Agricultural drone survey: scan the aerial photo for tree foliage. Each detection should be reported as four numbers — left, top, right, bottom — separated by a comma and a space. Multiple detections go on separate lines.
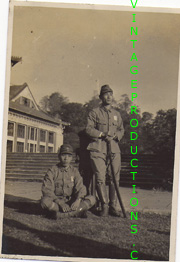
61, 102, 87, 132
142, 109, 176, 155
83, 95, 101, 115
39, 92, 69, 117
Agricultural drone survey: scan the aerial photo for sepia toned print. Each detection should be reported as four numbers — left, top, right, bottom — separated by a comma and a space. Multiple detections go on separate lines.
0, 1, 180, 262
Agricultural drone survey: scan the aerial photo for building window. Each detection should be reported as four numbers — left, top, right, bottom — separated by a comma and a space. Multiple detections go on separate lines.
28, 127, 37, 141
28, 127, 30, 139
17, 124, 25, 138
48, 146, 53, 153
49, 132, 54, 144
8, 122, 14, 136
23, 97, 30, 107
30, 144, 34, 152
40, 145, 45, 153
40, 130, 46, 142
7, 140, 13, 153
17, 142, 24, 152
16, 96, 35, 109
30, 128, 35, 140
35, 129, 37, 140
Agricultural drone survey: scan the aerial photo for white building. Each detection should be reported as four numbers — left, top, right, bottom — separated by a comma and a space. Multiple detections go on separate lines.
7, 83, 64, 153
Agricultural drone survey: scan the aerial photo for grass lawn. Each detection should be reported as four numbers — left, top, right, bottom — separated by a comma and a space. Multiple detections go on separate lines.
2, 194, 171, 261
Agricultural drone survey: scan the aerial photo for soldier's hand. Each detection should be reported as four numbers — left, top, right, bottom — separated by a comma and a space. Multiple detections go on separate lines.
105, 136, 113, 142
113, 135, 119, 142
60, 203, 71, 213
100, 132, 108, 139
71, 199, 81, 210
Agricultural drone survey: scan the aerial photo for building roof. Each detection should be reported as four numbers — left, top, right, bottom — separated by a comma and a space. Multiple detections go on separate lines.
11, 56, 22, 67
9, 83, 69, 126
9, 83, 27, 101
9, 101, 61, 125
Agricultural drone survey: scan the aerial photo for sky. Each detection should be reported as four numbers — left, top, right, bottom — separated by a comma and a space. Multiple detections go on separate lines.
10, 5, 180, 116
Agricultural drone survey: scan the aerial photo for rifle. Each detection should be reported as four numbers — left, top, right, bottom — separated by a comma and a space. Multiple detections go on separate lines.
107, 140, 127, 218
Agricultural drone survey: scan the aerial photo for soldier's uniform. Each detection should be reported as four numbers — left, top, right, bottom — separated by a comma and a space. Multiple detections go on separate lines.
86, 85, 124, 216
41, 145, 95, 218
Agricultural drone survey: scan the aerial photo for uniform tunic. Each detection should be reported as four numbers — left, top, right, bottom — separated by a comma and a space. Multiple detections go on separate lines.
86, 105, 124, 184
41, 164, 87, 208
86, 105, 124, 153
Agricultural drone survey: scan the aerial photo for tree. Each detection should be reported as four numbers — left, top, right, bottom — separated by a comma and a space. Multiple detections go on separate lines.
84, 95, 101, 115
144, 109, 176, 155
61, 102, 87, 132
39, 92, 69, 117
113, 94, 142, 153
142, 108, 177, 181
142, 112, 153, 124
117, 94, 140, 114
60, 103, 87, 149
39, 95, 49, 112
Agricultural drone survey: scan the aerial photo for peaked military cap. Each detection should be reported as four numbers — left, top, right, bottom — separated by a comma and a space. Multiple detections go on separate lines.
99, 85, 113, 98
59, 144, 73, 155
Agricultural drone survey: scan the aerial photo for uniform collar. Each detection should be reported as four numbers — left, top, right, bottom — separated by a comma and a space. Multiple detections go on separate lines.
58, 163, 71, 172
101, 104, 112, 112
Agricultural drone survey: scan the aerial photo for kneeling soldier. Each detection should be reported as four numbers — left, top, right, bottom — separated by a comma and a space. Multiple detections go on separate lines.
41, 144, 96, 219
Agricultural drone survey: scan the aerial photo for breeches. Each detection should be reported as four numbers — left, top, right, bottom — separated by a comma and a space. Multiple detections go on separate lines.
90, 151, 121, 184
41, 195, 96, 212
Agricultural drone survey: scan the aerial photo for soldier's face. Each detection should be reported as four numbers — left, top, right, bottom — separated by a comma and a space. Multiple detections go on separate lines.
101, 92, 113, 105
59, 153, 73, 167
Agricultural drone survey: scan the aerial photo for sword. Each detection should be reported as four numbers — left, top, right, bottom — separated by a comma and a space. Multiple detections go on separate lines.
107, 140, 127, 218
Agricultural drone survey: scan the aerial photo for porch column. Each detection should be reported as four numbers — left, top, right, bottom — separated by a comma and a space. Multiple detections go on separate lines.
14, 122, 18, 152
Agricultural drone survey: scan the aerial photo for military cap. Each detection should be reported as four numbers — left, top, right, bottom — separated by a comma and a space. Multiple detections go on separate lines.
99, 85, 113, 98
59, 144, 73, 155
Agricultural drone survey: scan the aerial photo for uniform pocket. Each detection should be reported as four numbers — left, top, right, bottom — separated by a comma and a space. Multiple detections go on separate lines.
97, 120, 107, 130
55, 181, 63, 188
55, 186, 63, 196
112, 121, 118, 126
67, 181, 74, 188
97, 121, 106, 126
65, 182, 74, 196
55, 181, 63, 196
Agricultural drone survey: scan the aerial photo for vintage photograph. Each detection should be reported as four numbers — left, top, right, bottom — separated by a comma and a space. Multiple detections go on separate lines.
1, 1, 180, 261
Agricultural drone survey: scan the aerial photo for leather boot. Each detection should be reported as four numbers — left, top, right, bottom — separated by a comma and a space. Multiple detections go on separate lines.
96, 183, 109, 217
55, 197, 96, 219
54, 201, 88, 219
54, 206, 87, 219
109, 182, 121, 217
72, 201, 89, 218
67, 199, 93, 218
42, 201, 60, 219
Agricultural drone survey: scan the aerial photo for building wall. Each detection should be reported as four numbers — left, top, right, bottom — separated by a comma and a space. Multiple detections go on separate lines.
7, 111, 63, 153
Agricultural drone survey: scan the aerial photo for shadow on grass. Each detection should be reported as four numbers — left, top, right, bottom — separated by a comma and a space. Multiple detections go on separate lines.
3, 194, 169, 261
2, 235, 56, 257
148, 229, 170, 235
3, 194, 102, 217
2, 217, 167, 261
4, 194, 42, 215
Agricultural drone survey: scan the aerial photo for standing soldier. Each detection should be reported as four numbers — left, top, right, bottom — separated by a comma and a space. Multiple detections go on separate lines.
86, 85, 124, 217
